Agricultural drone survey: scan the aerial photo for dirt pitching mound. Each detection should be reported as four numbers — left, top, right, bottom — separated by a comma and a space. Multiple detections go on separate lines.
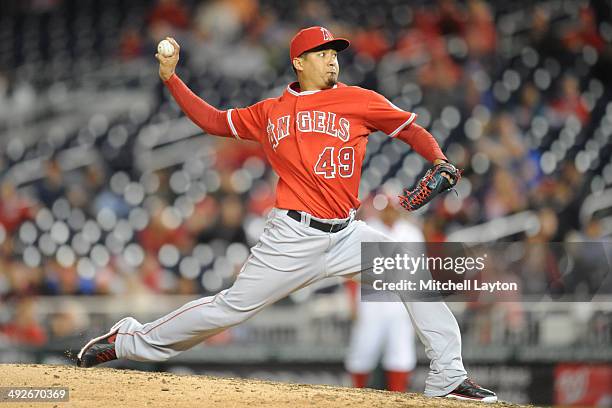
0, 364, 532, 408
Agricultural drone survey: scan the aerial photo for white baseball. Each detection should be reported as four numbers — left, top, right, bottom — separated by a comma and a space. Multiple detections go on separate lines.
157, 40, 175, 57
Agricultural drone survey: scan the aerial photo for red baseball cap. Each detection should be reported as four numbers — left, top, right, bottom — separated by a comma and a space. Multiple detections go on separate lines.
289, 26, 350, 61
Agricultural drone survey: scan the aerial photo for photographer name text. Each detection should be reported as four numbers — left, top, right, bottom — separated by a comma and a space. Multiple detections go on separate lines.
373, 279, 518, 293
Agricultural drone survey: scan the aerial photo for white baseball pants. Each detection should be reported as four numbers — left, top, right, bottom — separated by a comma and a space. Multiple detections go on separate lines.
113, 208, 467, 396
345, 300, 417, 373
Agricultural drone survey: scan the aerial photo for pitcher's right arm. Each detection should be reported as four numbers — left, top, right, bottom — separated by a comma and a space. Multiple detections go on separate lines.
156, 37, 231, 138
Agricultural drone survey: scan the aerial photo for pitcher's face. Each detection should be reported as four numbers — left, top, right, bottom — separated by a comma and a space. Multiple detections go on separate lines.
295, 48, 339, 89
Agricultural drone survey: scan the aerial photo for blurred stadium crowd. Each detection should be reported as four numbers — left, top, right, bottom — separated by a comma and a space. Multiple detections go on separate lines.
1, 0, 612, 346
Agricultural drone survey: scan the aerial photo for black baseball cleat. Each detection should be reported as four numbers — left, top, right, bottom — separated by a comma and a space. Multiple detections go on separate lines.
444, 378, 498, 403
77, 329, 118, 368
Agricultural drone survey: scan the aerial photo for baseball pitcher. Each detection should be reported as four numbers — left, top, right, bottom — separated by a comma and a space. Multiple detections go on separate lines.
77, 27, 496, 403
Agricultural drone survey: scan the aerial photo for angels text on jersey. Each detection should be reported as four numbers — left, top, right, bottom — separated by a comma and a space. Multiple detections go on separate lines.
266, 111, 351, 150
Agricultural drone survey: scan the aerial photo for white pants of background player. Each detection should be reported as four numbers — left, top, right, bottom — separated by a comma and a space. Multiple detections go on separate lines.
112, 208, 467, 396
345, 301, 416, 374
344, 218, 419, 380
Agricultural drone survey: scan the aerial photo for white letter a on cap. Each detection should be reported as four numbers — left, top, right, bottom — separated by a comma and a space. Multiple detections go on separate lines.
320, 27, 333, 40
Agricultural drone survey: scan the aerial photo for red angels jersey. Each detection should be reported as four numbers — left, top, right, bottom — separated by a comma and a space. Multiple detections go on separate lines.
226, 82, 417, 219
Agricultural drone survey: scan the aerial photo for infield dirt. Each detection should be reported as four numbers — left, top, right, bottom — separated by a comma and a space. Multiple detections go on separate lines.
0, 364, 535, 408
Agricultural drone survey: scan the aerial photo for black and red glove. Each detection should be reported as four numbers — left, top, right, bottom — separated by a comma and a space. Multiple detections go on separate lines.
398, 162, 461, 211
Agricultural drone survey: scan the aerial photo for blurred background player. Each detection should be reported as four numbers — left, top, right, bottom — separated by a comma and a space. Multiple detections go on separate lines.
345, 193, 420, 392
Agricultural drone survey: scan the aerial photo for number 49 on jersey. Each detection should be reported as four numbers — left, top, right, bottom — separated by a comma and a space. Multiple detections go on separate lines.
314, 146, 355, 179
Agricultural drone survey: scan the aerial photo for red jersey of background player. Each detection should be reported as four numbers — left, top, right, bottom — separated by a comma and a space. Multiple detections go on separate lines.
166, 74, 446, 219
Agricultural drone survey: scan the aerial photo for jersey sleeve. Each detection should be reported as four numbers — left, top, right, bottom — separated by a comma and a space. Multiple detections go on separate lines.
364, 91, 417, 137
226, 99, 269, 143
164, 74, 232, 138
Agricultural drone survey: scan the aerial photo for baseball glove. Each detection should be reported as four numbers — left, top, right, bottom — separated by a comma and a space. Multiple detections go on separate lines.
399, 162, 461, 211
